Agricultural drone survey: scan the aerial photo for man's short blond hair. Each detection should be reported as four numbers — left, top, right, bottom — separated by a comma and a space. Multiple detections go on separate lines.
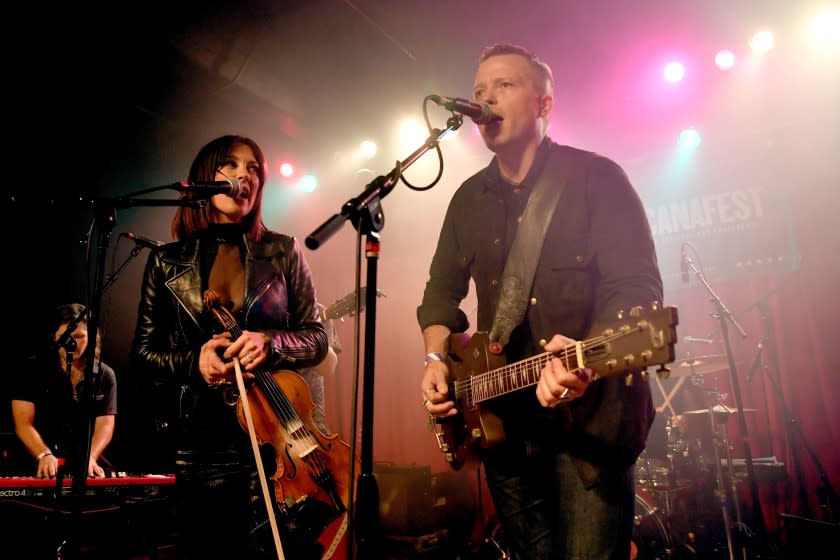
479, 43, 554, 96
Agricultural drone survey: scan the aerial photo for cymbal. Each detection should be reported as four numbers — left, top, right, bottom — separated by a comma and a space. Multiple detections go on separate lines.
682, 405, 758, 415
672, 355, 736, 376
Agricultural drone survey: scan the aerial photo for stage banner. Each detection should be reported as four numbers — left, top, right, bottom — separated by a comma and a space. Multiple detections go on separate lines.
644, 185, 800, 291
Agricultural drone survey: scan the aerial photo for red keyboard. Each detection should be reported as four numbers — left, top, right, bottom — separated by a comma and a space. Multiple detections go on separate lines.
0, 474, 175, 498
0, 474, 175, 487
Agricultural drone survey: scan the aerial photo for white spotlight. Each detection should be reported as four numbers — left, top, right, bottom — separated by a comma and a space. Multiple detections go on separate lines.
749, 31, 775, 53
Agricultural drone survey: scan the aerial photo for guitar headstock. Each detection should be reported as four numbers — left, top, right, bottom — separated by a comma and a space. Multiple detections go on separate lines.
321, 287, 386, 321
583, 304, 679, 383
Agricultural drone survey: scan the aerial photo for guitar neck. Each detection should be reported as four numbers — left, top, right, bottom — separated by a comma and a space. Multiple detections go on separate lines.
465, 314, 667, 403
468, 347, 584, 403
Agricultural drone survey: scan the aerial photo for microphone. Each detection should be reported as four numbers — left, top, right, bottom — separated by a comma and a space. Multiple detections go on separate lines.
52, 307, 87, 353
684, 336, 714, 344
680, 246, 689, 284
175, 177, 243, 198
430, 95, 495, 125
746, 338, 765, 383
121, 232, 164, 249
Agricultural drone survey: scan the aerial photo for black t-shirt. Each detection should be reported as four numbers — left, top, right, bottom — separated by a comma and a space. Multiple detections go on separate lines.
9, 355, 117, 459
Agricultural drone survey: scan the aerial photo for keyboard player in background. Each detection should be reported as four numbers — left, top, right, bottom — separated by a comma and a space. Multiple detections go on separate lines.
9, 303, 117, 478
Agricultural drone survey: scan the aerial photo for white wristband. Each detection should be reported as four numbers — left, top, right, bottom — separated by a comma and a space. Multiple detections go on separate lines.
424, 352, 444, 366
36, 450, 53, 461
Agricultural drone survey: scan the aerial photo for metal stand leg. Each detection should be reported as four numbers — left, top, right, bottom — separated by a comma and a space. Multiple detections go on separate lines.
706, 401, 736, 560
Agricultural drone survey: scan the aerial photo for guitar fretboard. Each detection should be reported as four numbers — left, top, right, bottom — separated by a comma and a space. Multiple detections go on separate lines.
465, 346, 585, 404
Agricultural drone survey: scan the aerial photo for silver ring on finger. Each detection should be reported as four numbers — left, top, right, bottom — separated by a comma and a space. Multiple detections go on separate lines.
560, 387, 572, 400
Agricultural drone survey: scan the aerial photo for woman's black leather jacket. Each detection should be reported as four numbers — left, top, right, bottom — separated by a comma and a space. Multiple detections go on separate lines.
131, 231, 327, 386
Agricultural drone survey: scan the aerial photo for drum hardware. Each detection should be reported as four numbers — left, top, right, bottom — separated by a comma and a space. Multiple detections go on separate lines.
693, 387, 756, 560
632, 487, 673, 560
635, 414, 708, 559
671, 355, 741, 377
682, 405, 758, 417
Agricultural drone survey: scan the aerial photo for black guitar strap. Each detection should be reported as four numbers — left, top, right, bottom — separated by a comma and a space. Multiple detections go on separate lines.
489, 148, 587, 348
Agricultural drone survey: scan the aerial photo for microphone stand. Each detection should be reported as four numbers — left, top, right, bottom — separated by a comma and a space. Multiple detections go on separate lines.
49, 343, 76, 555
51, 240, 153, 356
684, 254, 768, 558
306, 116, 463, 560
44, 187, 203, 559
753, 302, 838, 523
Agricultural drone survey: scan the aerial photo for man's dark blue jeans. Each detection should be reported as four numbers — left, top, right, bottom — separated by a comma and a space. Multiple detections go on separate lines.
482, 438, 635, 559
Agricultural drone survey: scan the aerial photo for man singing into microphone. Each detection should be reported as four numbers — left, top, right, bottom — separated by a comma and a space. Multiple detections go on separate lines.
417, 44, 662, 559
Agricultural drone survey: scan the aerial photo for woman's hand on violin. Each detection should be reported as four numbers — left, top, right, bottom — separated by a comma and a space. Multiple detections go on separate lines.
200, 331, 268, 386
199, 333, 232, 386
224, 330, 268, 373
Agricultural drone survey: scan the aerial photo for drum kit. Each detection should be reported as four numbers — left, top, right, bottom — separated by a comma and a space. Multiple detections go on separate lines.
631, 353, 774, 560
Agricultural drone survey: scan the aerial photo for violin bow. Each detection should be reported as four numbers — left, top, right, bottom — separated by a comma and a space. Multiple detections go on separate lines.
233, 355, 286, 560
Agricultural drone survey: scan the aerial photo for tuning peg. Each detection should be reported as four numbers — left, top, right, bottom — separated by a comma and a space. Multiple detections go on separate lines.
625, 373, 634, 386
629, 306, 643, 318
640, 369, 650, 382
616, 309, 625, 319
656, 365, 671, 380
651, 300, 660, 311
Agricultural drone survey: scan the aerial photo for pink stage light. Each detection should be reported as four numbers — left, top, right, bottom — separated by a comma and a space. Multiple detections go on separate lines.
663, 61, 686, 82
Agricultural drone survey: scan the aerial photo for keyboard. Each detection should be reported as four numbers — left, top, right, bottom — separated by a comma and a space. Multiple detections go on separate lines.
0, 474, 175, 499
0, 474, 178, 556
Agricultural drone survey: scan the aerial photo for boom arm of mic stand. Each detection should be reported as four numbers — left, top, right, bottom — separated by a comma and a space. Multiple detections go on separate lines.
306, 175, 391, 250
306, 121, 461, 250
52, 225, 157, 353
686, 255, 748, 338
114, 198, 207, 208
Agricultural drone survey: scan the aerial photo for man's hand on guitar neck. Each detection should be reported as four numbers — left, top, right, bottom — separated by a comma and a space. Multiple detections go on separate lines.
536, 335, 594, 408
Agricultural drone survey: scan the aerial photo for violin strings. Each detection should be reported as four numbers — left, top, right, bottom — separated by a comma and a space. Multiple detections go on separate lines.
221, 313, 331, 478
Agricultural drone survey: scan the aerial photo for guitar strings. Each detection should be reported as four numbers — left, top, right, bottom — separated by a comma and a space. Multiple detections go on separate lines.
458, 329, 639, 405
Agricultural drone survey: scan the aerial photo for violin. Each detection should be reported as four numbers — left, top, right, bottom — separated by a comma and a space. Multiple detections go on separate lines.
204, 289, 358, 559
